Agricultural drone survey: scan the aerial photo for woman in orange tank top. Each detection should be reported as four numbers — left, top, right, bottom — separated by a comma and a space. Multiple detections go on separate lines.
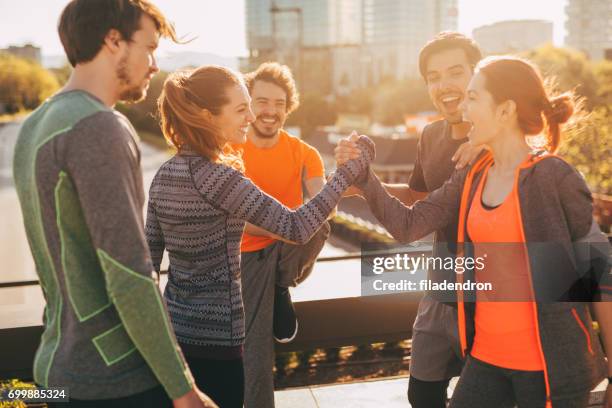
448, 56, 612, 408
346, 55, 611, 408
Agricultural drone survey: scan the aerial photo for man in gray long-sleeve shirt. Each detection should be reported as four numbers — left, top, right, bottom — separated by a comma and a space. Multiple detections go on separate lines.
13, 1, 214, 407
336, 32, 485, 408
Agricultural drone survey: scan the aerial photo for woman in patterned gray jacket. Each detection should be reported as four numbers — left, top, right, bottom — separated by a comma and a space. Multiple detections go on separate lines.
145, 65, 374, 408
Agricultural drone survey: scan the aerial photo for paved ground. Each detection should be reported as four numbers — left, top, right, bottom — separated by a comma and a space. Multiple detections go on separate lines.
275, 377, 608, 408
275, 377, 413, 408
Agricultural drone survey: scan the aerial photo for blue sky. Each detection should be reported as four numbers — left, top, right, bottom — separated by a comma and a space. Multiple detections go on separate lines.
0, 0, 568, 57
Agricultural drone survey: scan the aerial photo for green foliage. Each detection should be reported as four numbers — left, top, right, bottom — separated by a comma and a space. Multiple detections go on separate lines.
335, 87, 373, 115
369, 78, 432, 125
524, 45, 600, 108
332, 78, 432, 126
559, 105, 612, 195
288, 77, 432, 133
0, 379, 35, 408
0, 53, 60, 114
286, 91, 337, 137
524, 46, 611, 194
594, 60, 612, 106
49, 64, 73, 86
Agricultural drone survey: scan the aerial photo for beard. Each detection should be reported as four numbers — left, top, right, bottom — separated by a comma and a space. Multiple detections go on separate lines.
116, 53, 148, 104
435, 104, 465, 126
251, 115, 282, 139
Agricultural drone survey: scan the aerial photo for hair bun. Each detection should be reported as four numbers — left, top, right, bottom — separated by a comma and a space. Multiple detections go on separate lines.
545, 95, 573, 125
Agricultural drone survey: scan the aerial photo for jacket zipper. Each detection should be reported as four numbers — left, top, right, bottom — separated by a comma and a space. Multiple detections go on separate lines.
571, 307, 594, 355
513, 162, 553, 408
455, 155, 492, 357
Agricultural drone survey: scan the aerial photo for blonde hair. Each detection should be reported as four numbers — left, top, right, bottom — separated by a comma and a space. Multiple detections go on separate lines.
158, 65, 245, 171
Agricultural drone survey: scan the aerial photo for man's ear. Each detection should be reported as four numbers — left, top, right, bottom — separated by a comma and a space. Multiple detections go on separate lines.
103, 29, 125, 55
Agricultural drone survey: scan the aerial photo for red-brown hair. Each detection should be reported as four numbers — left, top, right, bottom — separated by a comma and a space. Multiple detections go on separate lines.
158, 65, 245, 171
476, 56, 574, 153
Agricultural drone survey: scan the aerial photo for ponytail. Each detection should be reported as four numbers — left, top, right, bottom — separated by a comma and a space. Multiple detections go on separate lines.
478, 56, 577, 154
157, 66, 245, 172
543, 94, 574, 153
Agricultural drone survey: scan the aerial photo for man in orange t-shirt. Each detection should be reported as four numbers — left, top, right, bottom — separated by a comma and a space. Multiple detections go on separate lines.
238, 62, 332, 408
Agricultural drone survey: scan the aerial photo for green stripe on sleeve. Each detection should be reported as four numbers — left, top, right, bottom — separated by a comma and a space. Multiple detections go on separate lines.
96, 249, 194, 399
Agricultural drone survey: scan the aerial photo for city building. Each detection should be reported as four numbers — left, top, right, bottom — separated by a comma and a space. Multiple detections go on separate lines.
245, 0, 362, 93
0, 44, 42, 64
246, 0, 361, 57
473, 20, 553, 55
245, 0, 458, 94
362, 0, 458, 83
565, 0, 612, 60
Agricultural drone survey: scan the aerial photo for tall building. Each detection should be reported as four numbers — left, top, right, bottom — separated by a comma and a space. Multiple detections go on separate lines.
362, 0, 458, 83
473, 20, 553, 55
246, 0, 361, 57
245, 0, 458, 94
245, 0, 362, 95
565, 0, 612, 60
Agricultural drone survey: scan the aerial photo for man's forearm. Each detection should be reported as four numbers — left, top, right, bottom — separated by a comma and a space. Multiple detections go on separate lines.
97, 250, 194, 399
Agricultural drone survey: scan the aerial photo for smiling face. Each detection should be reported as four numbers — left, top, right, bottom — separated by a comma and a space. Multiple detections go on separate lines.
213, 83, 256, 145
460, 71, 503, 145
249, 80, 288, 139
425, 48, 473, 125
116, 15, 160, 103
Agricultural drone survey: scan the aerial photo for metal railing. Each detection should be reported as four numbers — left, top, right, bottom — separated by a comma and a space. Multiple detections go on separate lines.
0, 245, 433, 289
0, 246, 430, 380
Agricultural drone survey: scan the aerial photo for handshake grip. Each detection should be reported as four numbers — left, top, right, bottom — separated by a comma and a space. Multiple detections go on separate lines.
336, 135, 376, 184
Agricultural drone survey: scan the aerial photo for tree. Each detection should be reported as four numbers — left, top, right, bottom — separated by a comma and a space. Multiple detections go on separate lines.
371, 78, 433, 125
559, 105, 612, 195
519, 47, 612, 194
594, 60, 612, 107
50, 64, 73, 86
524, 45, 600, 108
286, 91, 337, 137
335, 86, 374, 116
0, 53, 59, 113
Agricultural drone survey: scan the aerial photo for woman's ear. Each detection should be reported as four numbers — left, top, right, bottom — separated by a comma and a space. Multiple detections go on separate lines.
498, 99, 517, 123
202, 108, 214, 122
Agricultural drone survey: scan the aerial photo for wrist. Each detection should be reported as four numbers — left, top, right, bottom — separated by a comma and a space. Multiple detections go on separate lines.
353, 166, 371, 190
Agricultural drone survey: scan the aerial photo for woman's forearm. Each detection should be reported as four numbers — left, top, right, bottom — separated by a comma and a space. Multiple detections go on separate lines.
244, 222, 298, 244
358, 169, 463, 244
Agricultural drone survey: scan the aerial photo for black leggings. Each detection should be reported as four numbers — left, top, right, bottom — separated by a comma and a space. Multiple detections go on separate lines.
407, 376, 451, 408
449, 356, 590, 408
185, 355, 245, 408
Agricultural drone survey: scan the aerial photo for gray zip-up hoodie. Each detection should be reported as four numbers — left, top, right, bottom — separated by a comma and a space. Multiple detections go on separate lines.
358, 151, 610, 403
